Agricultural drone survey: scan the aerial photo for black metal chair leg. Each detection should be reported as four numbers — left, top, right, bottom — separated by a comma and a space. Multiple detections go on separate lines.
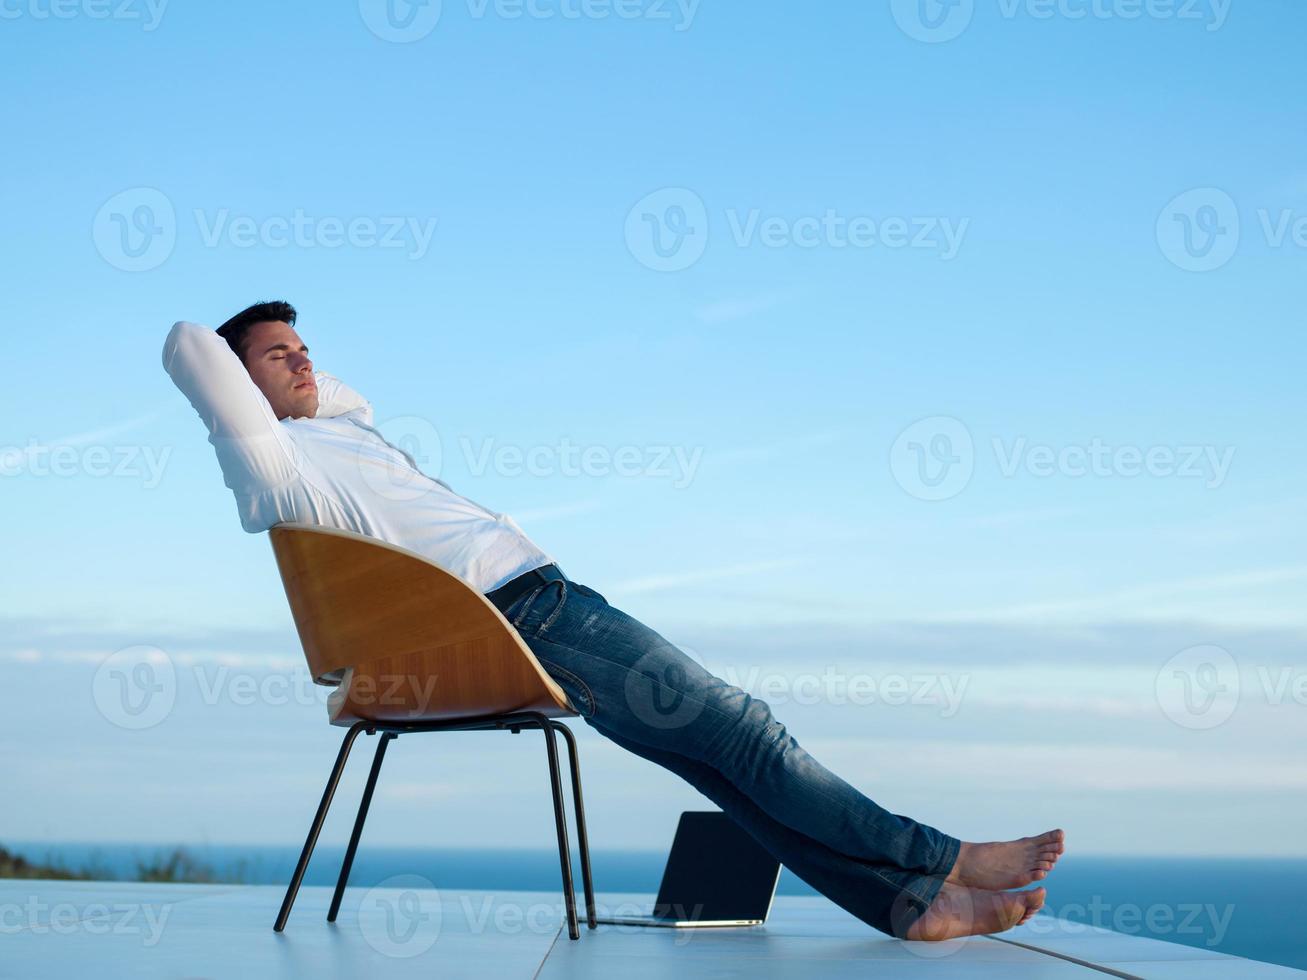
276, 712, 594, 940
527, 713, 579, 940
328, 732, 395, 922
551, 722, 597, 930
274, 720, 370, 932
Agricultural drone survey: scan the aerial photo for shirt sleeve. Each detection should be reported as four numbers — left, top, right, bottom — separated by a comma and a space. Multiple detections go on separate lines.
314, 371, 374, 424
161, 320, 301, 495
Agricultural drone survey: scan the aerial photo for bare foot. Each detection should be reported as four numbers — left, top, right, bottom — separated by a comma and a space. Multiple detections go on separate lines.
906, 881, 1046, 941
946, 829, 1065, 891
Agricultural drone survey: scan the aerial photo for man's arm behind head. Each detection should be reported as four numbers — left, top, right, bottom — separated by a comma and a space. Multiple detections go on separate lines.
314, 372, 373, 424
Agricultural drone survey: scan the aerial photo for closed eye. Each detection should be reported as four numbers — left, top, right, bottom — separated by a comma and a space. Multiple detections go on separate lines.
263, 344, 308, 360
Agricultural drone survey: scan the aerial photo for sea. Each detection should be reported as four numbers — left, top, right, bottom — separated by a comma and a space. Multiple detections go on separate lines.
7, 843, 1304, 971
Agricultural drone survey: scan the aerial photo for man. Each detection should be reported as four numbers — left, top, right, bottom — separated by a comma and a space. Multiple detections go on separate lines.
163, 300, 1064, 940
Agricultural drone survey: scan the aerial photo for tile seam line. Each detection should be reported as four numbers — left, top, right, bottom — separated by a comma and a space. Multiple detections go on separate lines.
533, 923, 563, 979
987, 935, 1146, 979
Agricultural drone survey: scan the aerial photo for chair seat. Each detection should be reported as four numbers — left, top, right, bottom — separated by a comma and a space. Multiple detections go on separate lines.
326, 660, 580, 726
269, 523, 576, 725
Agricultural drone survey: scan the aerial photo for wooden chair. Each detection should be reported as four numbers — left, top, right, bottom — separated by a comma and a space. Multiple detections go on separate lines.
267, 523, 596, 940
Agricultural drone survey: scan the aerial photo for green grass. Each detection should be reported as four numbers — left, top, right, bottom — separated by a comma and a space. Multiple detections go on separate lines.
0, 844, 249, 884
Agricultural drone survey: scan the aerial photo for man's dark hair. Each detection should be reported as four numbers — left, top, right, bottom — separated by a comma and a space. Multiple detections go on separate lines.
216, 300, 297, 362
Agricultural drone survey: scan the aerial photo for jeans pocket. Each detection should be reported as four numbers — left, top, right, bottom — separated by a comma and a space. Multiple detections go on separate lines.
541, 661, 597, 719
510, 579, 569, 638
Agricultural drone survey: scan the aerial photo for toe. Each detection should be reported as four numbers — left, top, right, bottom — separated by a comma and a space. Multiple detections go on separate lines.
1007, 889, 1045, 930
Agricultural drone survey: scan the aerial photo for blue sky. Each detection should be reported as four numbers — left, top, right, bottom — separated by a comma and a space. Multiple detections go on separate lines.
2, 1, 1305, 858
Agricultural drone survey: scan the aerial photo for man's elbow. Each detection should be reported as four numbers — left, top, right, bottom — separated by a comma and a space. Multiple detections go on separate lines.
162, 320, 205, 373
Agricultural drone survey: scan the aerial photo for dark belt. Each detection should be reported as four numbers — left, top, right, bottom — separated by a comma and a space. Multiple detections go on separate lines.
485, 563, 567, 615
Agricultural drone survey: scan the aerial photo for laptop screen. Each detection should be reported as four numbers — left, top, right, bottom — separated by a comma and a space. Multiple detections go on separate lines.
652, 811, 782, 922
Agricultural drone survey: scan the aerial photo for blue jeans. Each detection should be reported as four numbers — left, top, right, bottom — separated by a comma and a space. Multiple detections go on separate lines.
490, 567, 960, 937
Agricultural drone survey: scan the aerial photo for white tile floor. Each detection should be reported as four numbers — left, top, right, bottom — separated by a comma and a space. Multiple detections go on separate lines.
0, 880, 1300, 980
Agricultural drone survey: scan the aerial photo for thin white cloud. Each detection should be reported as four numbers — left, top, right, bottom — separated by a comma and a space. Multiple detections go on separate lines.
694, 291, 790, 325
805, 737, 1307, 792
712, 430, 846, 466
510, 498, 604, 523
614, 558, 806, 595
0, 648, 304, 670
15, 406, 171, 459
1153, 494, 1307, 547
925, 565, 1307, 626
964, 505, 1081, 529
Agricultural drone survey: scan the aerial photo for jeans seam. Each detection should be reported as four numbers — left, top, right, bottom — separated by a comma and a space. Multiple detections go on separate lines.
933, 833, 962, 880
870, 866, 935, 909
537, 580, 569, 635
887, 870, 947, 937
510, 584, 548, 630
542, 662, 596, 717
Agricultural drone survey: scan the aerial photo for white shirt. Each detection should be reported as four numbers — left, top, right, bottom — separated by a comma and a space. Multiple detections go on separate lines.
162, 321, 554, 593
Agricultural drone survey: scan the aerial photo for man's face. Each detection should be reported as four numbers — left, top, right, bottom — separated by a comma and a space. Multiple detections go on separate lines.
241, 320, 319, 420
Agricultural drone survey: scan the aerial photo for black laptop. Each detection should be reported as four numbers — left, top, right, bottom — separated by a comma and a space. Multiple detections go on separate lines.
596, 811, 783, 928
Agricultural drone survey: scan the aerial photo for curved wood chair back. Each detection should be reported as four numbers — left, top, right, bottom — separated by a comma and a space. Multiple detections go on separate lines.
268, 523, 575, 726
